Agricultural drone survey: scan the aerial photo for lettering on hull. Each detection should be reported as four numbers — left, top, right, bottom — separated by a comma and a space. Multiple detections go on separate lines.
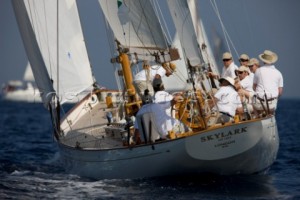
201, 127, 248, 148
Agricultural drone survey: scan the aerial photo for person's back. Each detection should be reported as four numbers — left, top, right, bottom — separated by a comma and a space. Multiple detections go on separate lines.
253, 50, 283, 113
214, 85, 241, 117
135, 103, 171, 137
254, 65, 283, 99
154, 90, 173, 114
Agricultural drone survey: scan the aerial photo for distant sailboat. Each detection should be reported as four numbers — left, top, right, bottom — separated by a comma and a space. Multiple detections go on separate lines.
1, 62, 42, 102
12, 0, 279, 179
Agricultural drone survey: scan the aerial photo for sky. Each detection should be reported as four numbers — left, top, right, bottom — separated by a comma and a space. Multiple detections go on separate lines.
1, 0, 300, 99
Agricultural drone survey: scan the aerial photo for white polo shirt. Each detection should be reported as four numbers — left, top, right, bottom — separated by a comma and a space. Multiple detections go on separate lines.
134, 103, 176, 136
134, 65, 166, 81
153, 90, 173, 116
253, 65, 283, 99
240, 75, 254, 94
214, 85, 242, 117
221, 62, 238, 79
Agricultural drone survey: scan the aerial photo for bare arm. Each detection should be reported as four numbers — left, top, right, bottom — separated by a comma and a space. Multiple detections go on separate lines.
253, 83, 257, 91
278, 87, 283, 97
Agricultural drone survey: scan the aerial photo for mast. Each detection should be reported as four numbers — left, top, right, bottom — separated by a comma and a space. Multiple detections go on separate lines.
111, 41, 141, 116
99, 0, 180, 116
56, 0, 61, 135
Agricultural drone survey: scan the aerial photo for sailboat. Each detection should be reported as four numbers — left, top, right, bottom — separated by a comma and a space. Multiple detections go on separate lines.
1, 62, 42, 102
12, 0, 279, 179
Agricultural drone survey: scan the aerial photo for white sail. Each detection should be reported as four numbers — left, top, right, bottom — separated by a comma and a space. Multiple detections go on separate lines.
187, 0, 219, 75
166, 0, 203, 67
166, 0, 220, 91
13, 0, 94, 104
162, 34, 191, 91
12, 0, 55, 106
99, 0, 169, 60
23, 62, 35, 82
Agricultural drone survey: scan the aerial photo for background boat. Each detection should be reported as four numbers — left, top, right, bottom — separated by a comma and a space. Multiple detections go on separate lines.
1, 62, 42, 103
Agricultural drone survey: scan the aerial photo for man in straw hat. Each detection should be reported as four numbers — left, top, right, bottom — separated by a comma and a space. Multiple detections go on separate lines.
235, 66, 254, 99
209, 52, 238, 80
247, 58, 260, 74
235, 66, 255, 119
208, 76, 243, 125
253, 50, 283, 114
239, 53, 250, 66
133, 61, 174, 99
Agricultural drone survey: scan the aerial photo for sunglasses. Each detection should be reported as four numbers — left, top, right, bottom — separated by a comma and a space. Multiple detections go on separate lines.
223, 59, 231, 62
239, 59, 249, 62
238, 71, 244, 74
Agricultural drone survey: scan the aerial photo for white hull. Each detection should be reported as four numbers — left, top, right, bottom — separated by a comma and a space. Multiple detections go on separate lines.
2, 88, 42, 103
58, 96, 279, 179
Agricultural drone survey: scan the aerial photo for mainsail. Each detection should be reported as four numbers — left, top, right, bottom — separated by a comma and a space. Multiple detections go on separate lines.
12, 0, 94, 105
187, 0, 219, 75
166, 0, 219, 91
99, 0, 170, 61
166, 0, 204, 67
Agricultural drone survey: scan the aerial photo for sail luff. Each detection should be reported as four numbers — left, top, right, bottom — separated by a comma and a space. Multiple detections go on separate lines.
12, 0, 55, 107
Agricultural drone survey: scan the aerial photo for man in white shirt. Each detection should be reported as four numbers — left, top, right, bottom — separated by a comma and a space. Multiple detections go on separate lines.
133, 100, 187, 144
239, 54, 255, 82
247, 58, 260, 74
235, 65, 255, 117
208, 52, 238, 80
209, 77, 243, 124
239, 53, 250, 66
253, 50, 283, 114
133, 61, 173, 99
235, 65, 254, 99
247, 58, 260, 84
221, 52, 239, 79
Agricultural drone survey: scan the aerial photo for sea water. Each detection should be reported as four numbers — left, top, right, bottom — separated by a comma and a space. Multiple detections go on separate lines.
0, 99, 299, 200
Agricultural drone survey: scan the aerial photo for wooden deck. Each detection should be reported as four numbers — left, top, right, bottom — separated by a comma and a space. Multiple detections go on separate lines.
60, 101, 127, 149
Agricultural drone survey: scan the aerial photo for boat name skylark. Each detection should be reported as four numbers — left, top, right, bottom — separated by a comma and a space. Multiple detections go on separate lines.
201, 127, 248, 142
